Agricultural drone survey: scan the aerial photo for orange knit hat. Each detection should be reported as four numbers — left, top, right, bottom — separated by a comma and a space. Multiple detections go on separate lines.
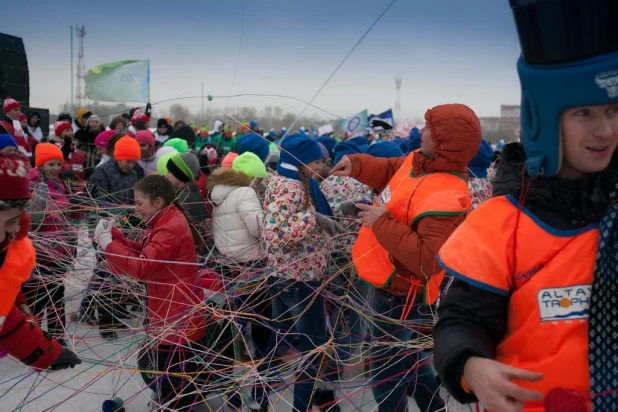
35, 143, 63, 168
114, 136, 141, 161
221, 152, 238, 168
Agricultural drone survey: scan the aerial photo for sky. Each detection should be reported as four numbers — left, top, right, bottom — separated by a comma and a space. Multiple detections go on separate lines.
5, 0, 522, 122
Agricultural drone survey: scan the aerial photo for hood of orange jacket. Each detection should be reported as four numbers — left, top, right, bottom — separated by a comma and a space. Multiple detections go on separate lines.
412, 103, 482, 176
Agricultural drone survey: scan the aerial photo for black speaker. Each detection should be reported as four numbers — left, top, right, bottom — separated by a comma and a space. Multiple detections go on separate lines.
0, 33, 30, 108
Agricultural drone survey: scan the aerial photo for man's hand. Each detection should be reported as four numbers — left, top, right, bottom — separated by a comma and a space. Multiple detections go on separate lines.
330, 156, 352, 177
463, 356, 544, 412
356, 197, 388, 228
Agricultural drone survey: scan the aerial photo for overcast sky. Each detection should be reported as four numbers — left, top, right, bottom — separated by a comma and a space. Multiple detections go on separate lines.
5, 0, 521, 122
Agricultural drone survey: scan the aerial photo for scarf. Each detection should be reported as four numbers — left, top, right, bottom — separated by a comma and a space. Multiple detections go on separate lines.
589, 199, 618, 409
277, 162, 333, 216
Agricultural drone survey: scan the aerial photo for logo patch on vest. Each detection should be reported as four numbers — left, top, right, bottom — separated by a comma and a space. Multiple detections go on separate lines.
538, 285, 591, 322
381, 186, 392, 203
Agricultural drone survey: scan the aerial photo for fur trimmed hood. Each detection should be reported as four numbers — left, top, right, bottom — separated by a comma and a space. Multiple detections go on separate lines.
207, 167, 253, 189
207, 167, 255, 206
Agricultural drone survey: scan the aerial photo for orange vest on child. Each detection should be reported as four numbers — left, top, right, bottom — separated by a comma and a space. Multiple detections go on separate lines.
438, 195, 596, 411
0, 238, 36, 332
352, 152, 471, 304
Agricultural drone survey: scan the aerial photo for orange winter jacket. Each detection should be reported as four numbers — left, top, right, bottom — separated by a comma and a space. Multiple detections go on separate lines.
348, 103, 482, 296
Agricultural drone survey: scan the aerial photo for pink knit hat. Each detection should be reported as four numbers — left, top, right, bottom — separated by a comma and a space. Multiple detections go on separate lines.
95, 130, 115, 148
221, 152, 238, 168
135, 130, 155, 148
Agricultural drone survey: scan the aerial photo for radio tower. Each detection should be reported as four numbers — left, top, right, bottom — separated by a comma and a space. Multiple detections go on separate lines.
395, 76, 402, 122
75, 25, 87, 109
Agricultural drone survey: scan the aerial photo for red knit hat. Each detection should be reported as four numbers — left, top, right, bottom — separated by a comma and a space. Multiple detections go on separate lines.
54, 121, 72, 138
131, 108, 150, 125
114, 136, 141, 161
18, 114, 27, 121
35, 143, 64, 168
0, 152, 31, 204
135, 130, 155, 148
3, 97, 21, 114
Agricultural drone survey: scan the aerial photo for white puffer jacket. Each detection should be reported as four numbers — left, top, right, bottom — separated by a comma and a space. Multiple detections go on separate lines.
208, 168, 263, 262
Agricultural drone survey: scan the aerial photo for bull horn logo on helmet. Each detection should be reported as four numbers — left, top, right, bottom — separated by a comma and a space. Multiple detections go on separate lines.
595, 71, 618, 98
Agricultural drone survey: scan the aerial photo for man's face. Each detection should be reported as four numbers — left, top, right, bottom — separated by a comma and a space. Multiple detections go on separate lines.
420, 127, 435, 157
7, 108, 20, 120
19, 119, 27, 129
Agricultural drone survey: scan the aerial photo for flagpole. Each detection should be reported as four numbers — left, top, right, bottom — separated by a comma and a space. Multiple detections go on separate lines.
70, 26, 74, 115
147, 60, 151, 103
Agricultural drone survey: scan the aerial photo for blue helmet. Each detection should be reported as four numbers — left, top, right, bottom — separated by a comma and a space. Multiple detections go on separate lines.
511, 0, 618, 176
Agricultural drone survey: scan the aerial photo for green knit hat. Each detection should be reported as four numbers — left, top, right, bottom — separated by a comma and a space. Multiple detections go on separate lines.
163, 138, 189, 153
167, 152, 200, 183
232, 152, 267, 178
157, 151, 177, 175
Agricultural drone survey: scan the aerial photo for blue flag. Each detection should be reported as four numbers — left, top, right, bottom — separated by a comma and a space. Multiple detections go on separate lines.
368, 109, 394, 127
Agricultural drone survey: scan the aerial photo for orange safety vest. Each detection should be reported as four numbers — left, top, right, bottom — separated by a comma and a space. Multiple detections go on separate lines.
352, 153, 471, 304
438, 195, 596, 411
0, 238, 36, 332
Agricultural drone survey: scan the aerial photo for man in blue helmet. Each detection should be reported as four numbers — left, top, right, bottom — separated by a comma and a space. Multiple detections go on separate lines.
434, 0, 618, 411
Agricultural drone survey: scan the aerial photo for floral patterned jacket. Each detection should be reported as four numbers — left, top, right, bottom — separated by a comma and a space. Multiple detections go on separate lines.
320, 175, 373, 254
261, 174, 329, 281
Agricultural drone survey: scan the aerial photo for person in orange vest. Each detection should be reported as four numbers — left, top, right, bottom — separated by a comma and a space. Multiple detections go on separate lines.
433, 1, 618, 411
331, 103, 482, 412
0, 152, 81, 371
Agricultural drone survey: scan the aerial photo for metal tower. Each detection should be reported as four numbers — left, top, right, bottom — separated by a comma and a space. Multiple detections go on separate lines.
75, 25, 86, 109
395, 76, 402, 122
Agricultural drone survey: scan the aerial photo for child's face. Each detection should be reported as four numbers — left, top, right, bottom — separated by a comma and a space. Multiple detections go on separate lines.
0, 208, 22, 244
300, 159, 325, 177
1, 146, 18, 154
559, 104, 618, 178
134, 191, 161, 222
139, 141, 154, 158
118, 160, 137, 173
96, 146, 107, 156
165, 171, 184, 190
41, 159, 62, 180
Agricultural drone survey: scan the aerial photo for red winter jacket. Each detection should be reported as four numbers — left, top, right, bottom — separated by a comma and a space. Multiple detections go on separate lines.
0, 239, 62, 370
104, 205, 206, 344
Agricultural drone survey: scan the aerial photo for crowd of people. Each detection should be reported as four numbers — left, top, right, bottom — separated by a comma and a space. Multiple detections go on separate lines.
1, 1, 618, 411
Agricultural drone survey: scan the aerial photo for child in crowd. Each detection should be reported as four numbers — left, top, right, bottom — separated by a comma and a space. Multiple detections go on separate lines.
0, 151, 82, 372
24, 143, 81, 345
259, 134, 345, 412
85, 136, 141, 337
94, 130, 116, 169
94, 175, 206, 411
136, 130, 158, 175
164, 152, 207, 226
208, 152, 264, 263
320, 140, 374, 369
88, 136, 141, 204
197, 144, 219, 199
236, 132, 273, 200
467, 138, 495, 209
0, 133, 18, 153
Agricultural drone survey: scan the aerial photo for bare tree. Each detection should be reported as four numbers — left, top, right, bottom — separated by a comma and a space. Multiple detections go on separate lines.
169, 104, 192, 123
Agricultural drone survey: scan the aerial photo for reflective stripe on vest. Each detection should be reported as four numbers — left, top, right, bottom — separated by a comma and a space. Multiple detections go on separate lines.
0, 238, 36, 332
438, 195, 597, 410
352, 153, 470, 303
